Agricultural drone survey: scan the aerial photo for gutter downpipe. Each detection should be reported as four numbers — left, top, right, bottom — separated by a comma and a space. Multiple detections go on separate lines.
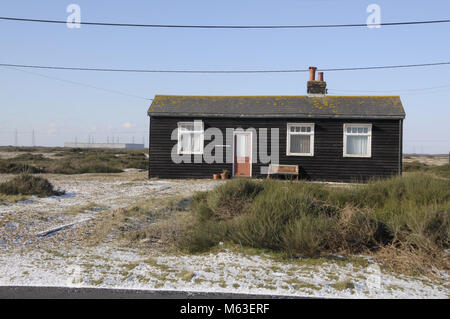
148, 114, 151, 179
399, 119, 403, 176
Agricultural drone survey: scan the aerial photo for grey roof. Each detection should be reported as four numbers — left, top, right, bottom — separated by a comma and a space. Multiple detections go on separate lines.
147, 95, 405, 119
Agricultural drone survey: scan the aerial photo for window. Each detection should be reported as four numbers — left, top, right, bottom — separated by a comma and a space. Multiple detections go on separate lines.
286, 123, 314, 156
177, 121, 204, 154
343, 124, 372, 157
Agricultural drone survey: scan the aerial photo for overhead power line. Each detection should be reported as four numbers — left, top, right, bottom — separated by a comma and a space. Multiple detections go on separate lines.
1, 16, 450, 29
1, 61, 450, 74
329, 84, 450, 93
2, 66, 153, 101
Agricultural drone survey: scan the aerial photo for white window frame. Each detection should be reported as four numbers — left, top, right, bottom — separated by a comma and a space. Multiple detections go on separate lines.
177, 120, 204, 155
343, 123, 372, 158
286, 123, 315, 156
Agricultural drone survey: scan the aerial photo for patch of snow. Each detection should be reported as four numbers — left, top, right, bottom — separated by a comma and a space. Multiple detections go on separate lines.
0, 246, 447, 298
0, 173, 220, 249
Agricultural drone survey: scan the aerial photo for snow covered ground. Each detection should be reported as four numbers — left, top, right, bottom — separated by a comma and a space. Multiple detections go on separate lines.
0, 171, 218, 249
1, 245, 447, 298
0, 171, 448, 298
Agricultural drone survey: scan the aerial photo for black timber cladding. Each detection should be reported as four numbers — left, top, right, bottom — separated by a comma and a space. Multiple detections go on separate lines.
149, 116, 403, 182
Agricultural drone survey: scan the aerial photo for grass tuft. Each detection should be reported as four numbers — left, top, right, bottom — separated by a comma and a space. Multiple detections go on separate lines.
178, 173, 450, 277
403, 162, 450, 178
331, 279, 355, 291
0, 173, 64, 197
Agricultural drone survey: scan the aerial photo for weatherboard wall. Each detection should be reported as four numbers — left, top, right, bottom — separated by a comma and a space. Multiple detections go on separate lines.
148, 116, 402, 182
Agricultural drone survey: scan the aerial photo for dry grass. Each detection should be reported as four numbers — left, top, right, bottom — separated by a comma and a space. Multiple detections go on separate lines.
375, 244, 450, 278
125, 214, 194, 249
61, 203, 107, 216
0, 193, 29, 205
79, 195, 194, 249
403, 154, 449, 166
0, 147, 148, 174
178, 174, 449, 278
178, 270, 195, 282
403, 162, 450, 178
0, 173, 64, 197
80, 207, 134, 246
331, 279, 355, 291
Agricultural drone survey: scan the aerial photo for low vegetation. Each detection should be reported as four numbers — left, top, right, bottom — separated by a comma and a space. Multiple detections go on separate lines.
403, 161, 450, 178
0, 173, 65, 197
0, 160, 44, 174
0, 193, 29, 205
80, 196, 191, 248
0, 147, 147, 174
178, 174, 449, 277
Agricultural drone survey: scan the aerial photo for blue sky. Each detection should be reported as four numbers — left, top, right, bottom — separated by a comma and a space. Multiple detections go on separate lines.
0, 0, 449, 153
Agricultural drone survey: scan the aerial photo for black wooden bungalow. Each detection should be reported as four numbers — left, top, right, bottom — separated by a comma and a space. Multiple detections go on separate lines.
147, 68, 405, 182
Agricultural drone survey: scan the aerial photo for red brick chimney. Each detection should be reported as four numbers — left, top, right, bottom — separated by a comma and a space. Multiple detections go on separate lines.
307, 67, 327, 95
318, 72, 324, 82
309, 66, 317, 81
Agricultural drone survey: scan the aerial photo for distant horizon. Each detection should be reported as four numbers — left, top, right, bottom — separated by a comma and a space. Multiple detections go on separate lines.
0, 145, 448, 156
1, 0, 449, 153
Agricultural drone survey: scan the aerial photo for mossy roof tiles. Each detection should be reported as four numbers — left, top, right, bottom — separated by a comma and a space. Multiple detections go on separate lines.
147, 95, 405, 119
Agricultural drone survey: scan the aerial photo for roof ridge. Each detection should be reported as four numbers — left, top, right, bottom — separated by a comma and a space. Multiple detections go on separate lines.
154, 94, 401, 98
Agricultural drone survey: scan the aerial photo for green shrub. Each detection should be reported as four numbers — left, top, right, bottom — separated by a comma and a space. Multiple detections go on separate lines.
424, 210, 449, 248
0, 174, 64, 197
403, 161, 450, 178
179, 173, 449, 275
177, 220, 228, 253
47, 159, 123, 174
282, 214, 336, 257
9, 153, 46, 162
328, 173, 449, 210
203, 179, 263, 221
431, 164, 450, 178
0, 160, 43, 174
403, 161, 429, 172
228, 185, 321, 250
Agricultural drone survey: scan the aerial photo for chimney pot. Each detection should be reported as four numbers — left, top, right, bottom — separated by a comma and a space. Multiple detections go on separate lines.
318, 72, 324, 82
309, 66, 317, 81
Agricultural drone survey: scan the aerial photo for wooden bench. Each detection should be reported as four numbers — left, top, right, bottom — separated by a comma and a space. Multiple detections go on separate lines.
267, 164, 299, 180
